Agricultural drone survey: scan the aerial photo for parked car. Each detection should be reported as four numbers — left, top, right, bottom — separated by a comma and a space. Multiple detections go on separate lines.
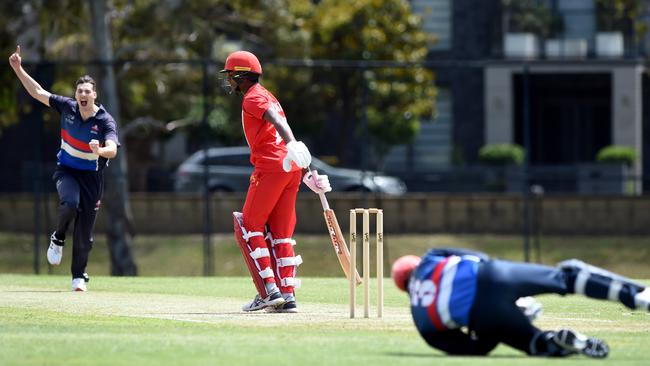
174, 146, 407, 195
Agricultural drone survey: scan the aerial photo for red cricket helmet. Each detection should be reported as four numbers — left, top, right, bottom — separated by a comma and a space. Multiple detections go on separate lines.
220, 51, 262, 74
391, 255, 421, 292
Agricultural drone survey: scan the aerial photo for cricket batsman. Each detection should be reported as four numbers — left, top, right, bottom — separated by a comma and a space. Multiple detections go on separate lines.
221, 50, 329, 313
392, 247, 650, 358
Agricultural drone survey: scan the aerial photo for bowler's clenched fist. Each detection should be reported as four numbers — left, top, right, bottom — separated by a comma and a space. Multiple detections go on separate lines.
89, 139, 100, 154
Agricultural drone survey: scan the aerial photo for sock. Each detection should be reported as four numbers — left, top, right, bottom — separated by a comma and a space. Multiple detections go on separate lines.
265, 283, 279, 295
282, 292, 295, 302
54, 231, 65, 241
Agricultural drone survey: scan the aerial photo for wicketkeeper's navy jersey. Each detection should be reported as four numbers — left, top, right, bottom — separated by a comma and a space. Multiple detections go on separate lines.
408, 250, 481, 334
49, 94, 119, 171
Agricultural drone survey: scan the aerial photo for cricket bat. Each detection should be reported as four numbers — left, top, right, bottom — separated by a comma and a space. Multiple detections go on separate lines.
318, 192, 362, 286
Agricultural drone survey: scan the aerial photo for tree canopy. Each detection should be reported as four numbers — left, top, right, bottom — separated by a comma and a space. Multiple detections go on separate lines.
3, 0, 437, 168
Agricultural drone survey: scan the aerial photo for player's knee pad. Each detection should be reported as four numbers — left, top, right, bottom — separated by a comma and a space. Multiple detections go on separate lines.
557, 258, 644, 308
233, 212, 276, 297
266, 232, 302, 291
557, 259, 586, 273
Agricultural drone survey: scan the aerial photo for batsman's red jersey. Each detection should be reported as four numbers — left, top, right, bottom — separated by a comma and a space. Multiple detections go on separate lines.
242, 83, 300, 173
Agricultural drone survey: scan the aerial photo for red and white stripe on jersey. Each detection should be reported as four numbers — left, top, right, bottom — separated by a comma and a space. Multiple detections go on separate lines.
61, 129, 98, 161
426, 256, 462, 330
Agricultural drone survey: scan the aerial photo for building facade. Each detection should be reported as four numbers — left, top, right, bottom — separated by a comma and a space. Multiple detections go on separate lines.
388, 0, 648, 193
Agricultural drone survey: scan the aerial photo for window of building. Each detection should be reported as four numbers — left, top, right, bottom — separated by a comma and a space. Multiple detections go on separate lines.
411, 0, 451, 50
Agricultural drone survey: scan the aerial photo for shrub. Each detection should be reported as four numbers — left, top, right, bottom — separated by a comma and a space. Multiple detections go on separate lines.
596, 145, 636, 167
503, 0, 564, 38
478, 143, 525, 165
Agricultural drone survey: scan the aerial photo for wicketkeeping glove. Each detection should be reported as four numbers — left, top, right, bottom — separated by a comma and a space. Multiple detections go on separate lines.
283, 140, 312, 172
516, 296, 543, 322
303, 170, 332, 195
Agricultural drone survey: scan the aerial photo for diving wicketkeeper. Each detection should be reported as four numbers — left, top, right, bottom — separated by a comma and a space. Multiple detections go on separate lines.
392, 248, 650, 358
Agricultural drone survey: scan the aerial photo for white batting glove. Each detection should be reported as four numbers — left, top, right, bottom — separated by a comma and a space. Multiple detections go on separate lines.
303, 170, 332, 195
283, 140, 312, 172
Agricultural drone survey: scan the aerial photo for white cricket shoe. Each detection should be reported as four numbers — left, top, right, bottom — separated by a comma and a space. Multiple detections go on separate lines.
636, 288, 650, 311
553, 329, 609, 358
242, 291, 285, 312
71, 278, 87, 292
266, 300, 298, 313
47, 232, 64, 265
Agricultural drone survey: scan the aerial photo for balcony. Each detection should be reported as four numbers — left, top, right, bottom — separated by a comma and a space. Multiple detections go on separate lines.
501, 0, 646, 60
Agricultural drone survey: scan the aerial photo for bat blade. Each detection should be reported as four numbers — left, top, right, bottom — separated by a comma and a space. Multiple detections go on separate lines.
323, 209, 362, 286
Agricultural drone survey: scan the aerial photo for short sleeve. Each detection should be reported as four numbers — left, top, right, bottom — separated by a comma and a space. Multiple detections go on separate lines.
101, 115, 121, 147
49, 94, 72, 114
242, 94, 270, 120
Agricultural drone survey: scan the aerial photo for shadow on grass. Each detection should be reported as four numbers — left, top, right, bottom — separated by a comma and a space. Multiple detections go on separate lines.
146, 312, 246, 316
2, 290, 67, 293
386, 352, 527, 359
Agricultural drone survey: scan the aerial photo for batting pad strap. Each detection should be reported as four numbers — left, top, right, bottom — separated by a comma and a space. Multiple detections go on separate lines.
259, 267, 275, 279
277, 255, 303, 267
280, 277, 301, 288
272, 238, 297, 247
243, 231, 264, 241
249, 247, 270, 260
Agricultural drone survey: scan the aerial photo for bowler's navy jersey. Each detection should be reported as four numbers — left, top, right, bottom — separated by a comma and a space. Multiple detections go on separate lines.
49, 94, 119, 171
408, 250, 481, 334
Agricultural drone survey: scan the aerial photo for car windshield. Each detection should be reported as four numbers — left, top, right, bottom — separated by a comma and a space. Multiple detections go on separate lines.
204, 154, 250, 166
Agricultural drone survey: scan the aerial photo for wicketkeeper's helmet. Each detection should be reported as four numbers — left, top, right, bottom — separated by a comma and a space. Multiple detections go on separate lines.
391, 255, 421, 292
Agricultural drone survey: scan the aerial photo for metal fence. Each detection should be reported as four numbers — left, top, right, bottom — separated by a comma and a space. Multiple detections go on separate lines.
2, 58, 647, 195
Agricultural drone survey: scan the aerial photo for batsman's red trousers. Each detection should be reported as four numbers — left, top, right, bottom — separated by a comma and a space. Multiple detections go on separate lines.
242, 169, 302, 293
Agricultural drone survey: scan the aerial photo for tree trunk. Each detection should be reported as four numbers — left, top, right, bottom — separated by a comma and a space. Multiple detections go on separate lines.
88, 0, 137, 276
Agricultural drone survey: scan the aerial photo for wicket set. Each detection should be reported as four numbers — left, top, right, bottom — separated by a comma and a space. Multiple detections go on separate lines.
349, 208, 384, 318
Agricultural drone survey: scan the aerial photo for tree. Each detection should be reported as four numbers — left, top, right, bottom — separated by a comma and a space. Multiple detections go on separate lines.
0, 3, 24, 131
88, 0, 137, 276
1, 0, 88, 132
595, 0, 648, 43
4, 0, 438, 172
304, 0, 437, 167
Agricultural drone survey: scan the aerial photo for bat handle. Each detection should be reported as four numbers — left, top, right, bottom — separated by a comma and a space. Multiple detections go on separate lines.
318, 192, 330, 210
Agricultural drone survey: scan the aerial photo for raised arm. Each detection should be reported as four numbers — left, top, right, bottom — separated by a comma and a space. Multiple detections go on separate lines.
8, 45, 51, 106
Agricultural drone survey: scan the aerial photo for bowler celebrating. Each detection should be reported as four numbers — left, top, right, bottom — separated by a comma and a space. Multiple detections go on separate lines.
9, 45, 119, 291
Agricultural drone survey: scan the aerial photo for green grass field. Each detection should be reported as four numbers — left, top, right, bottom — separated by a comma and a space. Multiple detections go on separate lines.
2, 233, 650, 278
1, 275, 649, 366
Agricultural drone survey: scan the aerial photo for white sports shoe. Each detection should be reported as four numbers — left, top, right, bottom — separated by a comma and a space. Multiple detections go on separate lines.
242, 291, 285, 312
71, 278, 87, 292
266, 300, 298, 313
636, 288, 650, 311
47, 232, 64, 265
553, 329, 609, 358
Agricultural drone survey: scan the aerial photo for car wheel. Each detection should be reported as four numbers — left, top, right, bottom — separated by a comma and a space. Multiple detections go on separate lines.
210, 186, 233, 193
346, 186, 372, 193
